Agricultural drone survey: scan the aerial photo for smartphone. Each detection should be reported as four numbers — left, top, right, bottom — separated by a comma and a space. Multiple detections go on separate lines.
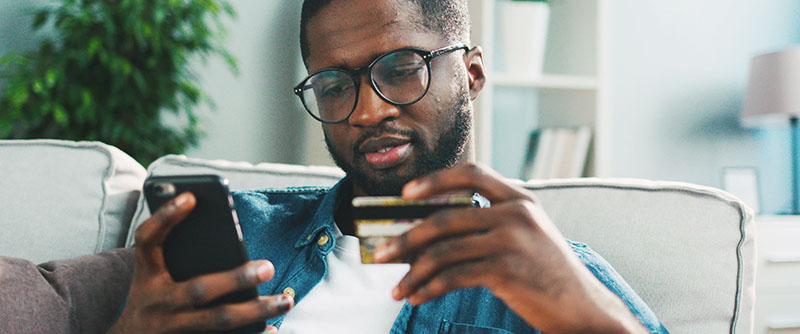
143, 174, 265, 334
352, 195, 477, 264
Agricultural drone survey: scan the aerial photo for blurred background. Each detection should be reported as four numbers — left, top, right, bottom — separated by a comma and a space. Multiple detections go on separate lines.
1, 0, 799, 214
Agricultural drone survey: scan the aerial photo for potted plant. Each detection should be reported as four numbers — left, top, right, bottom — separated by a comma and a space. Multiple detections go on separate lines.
499, 0, 550, 77
0, 0, 236, 165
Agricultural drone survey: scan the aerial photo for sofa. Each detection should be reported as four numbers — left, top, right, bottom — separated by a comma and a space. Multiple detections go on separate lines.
0, 139, 757, 333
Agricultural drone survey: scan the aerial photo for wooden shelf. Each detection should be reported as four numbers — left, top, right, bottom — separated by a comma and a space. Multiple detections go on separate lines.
491, 73, 598, 90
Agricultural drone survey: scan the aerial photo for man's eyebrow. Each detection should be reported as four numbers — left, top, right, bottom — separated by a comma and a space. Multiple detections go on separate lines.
324, 45, 428, 71
381, 17, 403, 29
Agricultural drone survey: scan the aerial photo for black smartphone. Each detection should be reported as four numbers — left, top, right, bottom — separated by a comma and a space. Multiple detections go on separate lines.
143, 174, 265, 334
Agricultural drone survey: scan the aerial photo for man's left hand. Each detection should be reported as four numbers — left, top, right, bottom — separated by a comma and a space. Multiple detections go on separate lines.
372, 163, 646, 334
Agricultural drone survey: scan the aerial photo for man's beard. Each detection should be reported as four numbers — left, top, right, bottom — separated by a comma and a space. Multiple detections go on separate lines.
324, 93, 471, 196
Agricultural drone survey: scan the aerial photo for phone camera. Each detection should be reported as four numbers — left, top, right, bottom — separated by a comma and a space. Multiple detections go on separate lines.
153, 183, 176, 196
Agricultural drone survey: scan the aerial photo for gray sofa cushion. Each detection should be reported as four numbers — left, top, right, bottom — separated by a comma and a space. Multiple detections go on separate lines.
522, 178, 756, 334
0, 140, 146, 263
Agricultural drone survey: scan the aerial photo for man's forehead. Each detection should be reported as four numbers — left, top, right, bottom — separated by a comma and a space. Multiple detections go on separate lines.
304, 0, 442, 71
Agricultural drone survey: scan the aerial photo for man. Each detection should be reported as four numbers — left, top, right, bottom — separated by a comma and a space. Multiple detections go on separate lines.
109, 0, 666, 333
1, 0, 666, 333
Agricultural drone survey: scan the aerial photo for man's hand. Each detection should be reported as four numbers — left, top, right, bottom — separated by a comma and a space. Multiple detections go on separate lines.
108, 192, 292, 334
372, 163, 646, 334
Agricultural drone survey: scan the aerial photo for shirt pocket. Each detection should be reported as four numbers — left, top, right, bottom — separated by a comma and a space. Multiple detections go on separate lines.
439, 320, 516, 334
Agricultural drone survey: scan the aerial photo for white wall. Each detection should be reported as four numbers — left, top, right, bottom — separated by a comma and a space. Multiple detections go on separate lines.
186, 0, 320, 166
608, 0, 800, 213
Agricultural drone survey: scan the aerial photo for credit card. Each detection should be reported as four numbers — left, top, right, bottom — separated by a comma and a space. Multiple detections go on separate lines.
353, 195, 475, 264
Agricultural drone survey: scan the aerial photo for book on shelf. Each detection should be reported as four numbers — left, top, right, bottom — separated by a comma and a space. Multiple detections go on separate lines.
521, 126, 592, 180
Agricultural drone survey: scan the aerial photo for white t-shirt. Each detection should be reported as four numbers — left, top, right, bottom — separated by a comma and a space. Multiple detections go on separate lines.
279, 226, 410, 334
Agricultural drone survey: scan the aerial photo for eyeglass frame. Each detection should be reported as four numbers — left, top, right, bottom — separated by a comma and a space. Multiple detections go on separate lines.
293, 43, 470, 124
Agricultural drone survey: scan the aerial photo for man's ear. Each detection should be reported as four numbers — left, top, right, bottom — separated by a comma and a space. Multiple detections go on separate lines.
465, 46, 486, 101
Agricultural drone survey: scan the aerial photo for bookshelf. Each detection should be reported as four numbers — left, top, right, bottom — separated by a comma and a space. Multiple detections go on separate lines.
467, 0, 608, 179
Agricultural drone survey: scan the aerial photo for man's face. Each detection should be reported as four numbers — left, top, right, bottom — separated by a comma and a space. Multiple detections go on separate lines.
305, 0, 484, 196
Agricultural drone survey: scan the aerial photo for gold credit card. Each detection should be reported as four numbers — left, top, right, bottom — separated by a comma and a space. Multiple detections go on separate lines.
353, 195, 475, 264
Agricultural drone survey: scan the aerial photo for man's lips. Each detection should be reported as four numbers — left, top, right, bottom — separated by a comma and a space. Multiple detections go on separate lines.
364, 143, 412, 169
358, 136, 413, 170
358, 136, 411, 153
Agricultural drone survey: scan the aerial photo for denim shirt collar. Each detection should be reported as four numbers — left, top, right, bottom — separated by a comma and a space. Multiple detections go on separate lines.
293, 177, 348, 250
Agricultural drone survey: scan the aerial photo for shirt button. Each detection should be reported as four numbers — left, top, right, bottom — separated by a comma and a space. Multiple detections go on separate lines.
282, 287, 295, 298
317, 234, 330, 246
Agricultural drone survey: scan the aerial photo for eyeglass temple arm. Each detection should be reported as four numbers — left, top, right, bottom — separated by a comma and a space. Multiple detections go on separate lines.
427, 43, 470, 59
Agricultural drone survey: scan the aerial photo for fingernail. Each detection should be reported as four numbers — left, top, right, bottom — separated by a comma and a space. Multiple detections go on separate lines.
403, 180, 425, 197
408, 294, 419, 305
392, 285, 401, 300
256, 261, 272, 281
174, 193, 190, 208
373, 248, 387, 262
266, 326, 279, 334
278, 295, 293, 312
373, 242, 396, 262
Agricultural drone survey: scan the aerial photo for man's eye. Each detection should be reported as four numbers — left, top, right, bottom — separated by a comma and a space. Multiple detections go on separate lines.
320, 82, 352, 98
386, 66, 424, 78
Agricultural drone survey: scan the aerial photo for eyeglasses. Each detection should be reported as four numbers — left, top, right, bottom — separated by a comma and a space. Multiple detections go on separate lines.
293, 43, 469, 124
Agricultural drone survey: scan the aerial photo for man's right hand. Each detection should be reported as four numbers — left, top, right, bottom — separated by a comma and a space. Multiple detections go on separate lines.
108, 192, 292, 334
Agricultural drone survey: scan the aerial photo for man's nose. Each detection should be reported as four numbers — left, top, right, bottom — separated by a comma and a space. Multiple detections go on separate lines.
348, 80, 400, 127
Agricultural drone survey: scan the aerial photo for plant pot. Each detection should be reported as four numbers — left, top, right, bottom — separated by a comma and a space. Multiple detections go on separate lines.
499, 1, 550, 77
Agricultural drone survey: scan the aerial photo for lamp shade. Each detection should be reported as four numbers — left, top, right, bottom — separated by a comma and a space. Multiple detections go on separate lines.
742, 46, 800, 128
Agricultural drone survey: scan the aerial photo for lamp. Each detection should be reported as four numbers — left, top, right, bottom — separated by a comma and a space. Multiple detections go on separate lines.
742, 46, 800, 214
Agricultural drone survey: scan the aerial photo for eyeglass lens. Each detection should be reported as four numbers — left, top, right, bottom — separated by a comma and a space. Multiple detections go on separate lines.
300, 49, 430, 122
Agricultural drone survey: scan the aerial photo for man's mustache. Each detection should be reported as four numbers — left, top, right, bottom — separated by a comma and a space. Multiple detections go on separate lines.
351, 126, 419, 156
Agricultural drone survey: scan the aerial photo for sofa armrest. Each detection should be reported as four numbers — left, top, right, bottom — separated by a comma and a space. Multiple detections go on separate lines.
0, 248, 134, 334
0, 140, 146, 263
522, 178, 756, 334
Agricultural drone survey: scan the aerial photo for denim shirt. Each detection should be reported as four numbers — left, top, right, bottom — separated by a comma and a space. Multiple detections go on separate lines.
232, 178, 669, 333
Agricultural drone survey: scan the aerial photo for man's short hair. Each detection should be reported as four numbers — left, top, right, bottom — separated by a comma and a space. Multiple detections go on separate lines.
299, 0, 470, 63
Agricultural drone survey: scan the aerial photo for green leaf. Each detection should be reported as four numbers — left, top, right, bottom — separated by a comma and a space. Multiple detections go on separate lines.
221, 50, 239, 75
0, 54, 28, 67
32, 79, 44, 94
87, 37, 102, 58
53, 105, 69, 126
120, 59, 132, 76
32, 10, 50, 29
142, 23, 154, 39
178, 81, 200, 104
221, 2, 236, 17
45, 69, 58, 88
81, 90, 93, 106
10, 84, 30, 107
